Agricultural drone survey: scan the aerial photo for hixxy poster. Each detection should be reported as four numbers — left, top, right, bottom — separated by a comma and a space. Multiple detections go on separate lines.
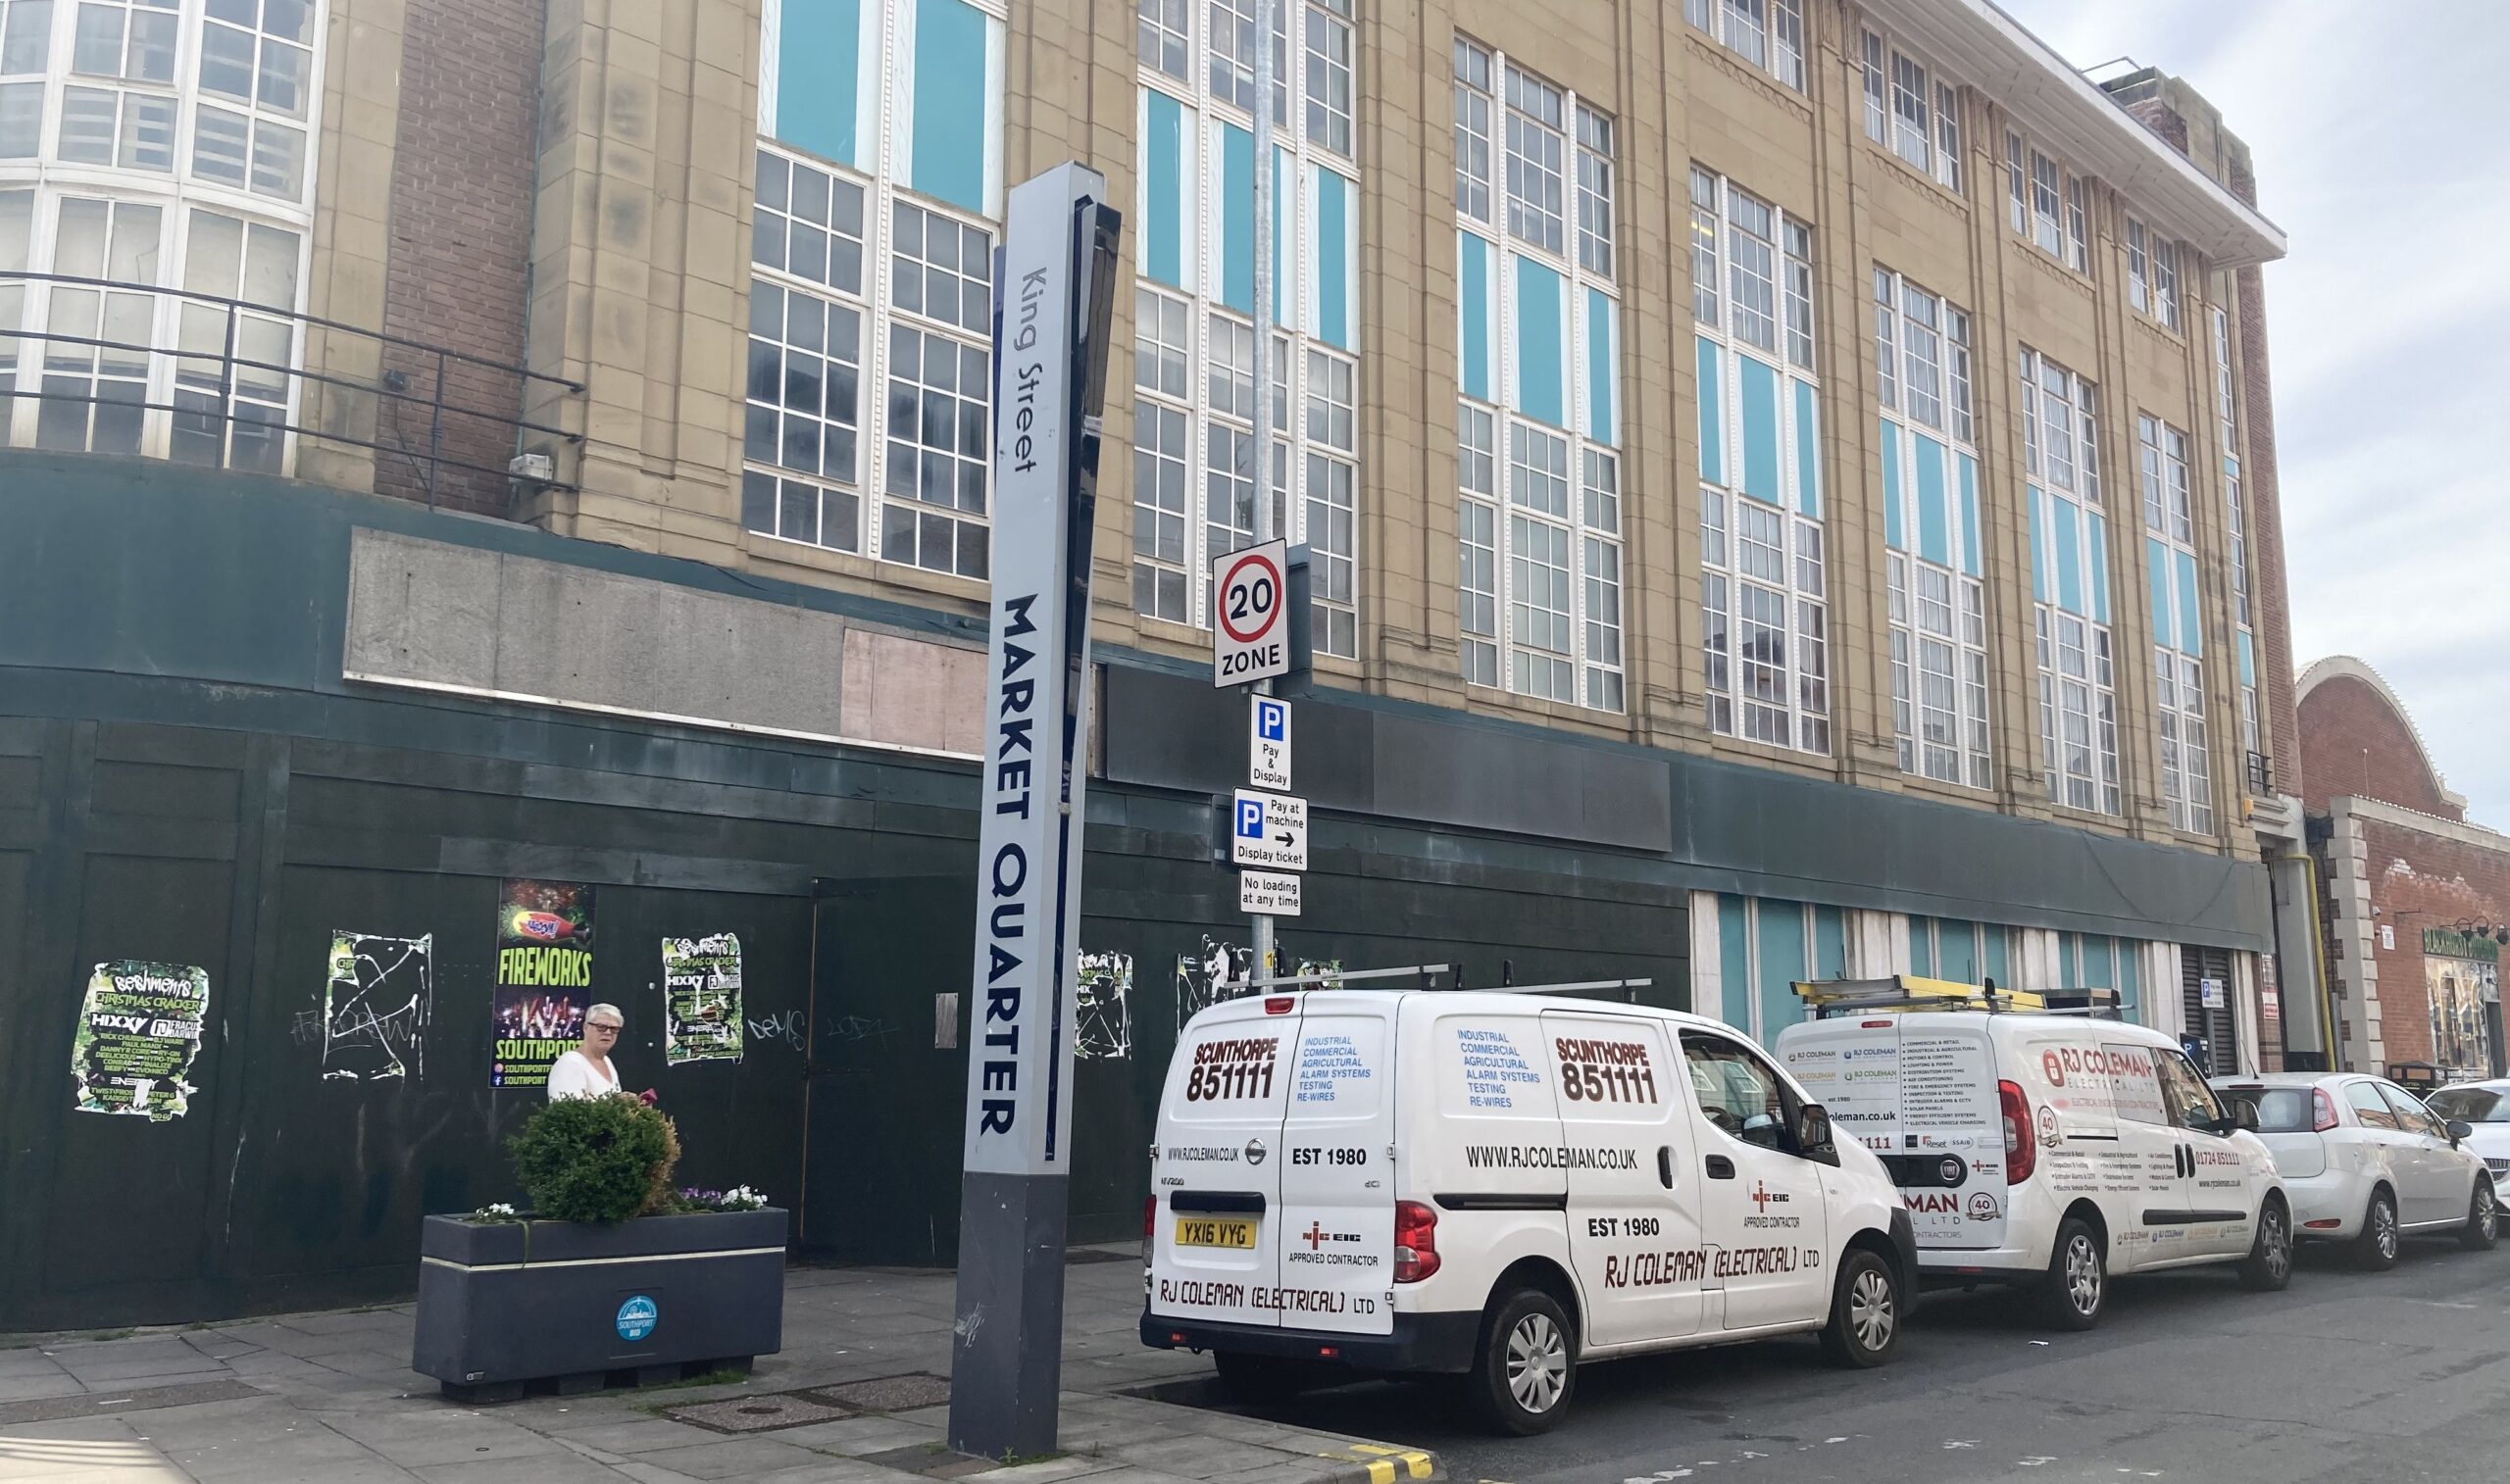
492, 879, 594, 1088
71, 962, 212, 1121
661, 934, 742, 1065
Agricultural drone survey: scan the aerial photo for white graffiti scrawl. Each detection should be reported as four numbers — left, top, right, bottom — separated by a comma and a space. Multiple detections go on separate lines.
322, 932, 433, 1080
1076, 952, 1133, 1061
1173, 935, 1342, 1023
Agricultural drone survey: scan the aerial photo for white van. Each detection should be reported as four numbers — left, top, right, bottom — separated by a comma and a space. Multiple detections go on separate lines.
1139, 986, 1915, 1434
1772, 978, 2292, 1330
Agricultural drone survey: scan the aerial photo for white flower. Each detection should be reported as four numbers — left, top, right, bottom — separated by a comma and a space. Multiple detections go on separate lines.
722, 1186, 767, 1210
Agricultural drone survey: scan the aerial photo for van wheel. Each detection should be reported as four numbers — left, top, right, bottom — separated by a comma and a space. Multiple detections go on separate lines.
1468, 1288, 1577, 1435
1211, 1351, 1314, 1404
2238, 1197, 2294, 1291
1819, 1249, 1900, 1367
2034, 1217, 2106, 1330
2351, 1189, 2399, 1271
2460, 1179, 2499, 1251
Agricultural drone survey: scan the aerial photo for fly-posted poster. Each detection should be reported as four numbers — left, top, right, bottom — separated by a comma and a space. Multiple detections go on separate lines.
661, 933, 743, 1065
323, 931, 433, 1080
71, 961, 212, 1121
492, 879, 595, 1088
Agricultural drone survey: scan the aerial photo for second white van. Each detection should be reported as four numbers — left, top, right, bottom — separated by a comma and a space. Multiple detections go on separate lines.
1773, 978, 2292, 1330
1140, 986, 1914, 1434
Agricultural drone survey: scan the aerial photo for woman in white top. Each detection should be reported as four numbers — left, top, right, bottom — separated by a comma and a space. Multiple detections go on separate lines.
547, 1003, 628, 1101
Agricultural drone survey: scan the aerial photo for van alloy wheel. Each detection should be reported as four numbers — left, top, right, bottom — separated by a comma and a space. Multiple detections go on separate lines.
1848, 1266, 1895, 1352
1505, 1312, 1569, 1413
2064, 1231, 2103, 1316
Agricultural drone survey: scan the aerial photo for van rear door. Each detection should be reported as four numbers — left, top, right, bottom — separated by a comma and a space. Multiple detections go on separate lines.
1276, 1004, 1396, 1336
1779, 1015, 2003, 1250
1149, 998, 1300, 1330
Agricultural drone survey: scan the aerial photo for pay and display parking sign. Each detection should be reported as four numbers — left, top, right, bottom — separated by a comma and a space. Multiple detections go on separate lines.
1230, 788, 1307, 872
1212, 539, 1289, 687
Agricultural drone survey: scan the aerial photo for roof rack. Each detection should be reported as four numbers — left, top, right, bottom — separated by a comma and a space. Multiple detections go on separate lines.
1239, 965, 1651, 1003
1791, 976, 2122, 1020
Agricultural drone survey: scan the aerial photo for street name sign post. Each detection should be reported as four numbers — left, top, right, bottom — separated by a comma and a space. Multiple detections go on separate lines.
948, 163, 1121, 1463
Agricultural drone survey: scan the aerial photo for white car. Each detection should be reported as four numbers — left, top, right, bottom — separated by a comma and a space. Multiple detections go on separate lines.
2426, 1081, 2510, 1181
2211, 1072, 2500, 1268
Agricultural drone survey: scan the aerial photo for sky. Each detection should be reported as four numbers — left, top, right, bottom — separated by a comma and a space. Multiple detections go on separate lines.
1996, 0, 2510, 825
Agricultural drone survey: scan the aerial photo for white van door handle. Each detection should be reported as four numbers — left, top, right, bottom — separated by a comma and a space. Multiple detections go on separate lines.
1705, 1154, 1735, 1180
1657, 1146, 1675, 1189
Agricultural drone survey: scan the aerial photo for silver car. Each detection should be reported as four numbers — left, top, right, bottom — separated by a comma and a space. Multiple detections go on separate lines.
2426, 1081, 2510, 1182
2210, 1072, 2499, 1268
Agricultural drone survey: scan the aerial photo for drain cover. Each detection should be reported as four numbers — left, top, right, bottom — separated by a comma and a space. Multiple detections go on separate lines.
809, 1371, 954, 1412
666, 1390, 854, 1433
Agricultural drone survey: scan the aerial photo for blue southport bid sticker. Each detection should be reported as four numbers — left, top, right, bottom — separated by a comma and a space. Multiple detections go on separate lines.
616, 1295, 658, 1343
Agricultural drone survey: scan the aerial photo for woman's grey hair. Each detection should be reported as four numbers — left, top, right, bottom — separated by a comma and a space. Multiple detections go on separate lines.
586, 1003, 625, 1027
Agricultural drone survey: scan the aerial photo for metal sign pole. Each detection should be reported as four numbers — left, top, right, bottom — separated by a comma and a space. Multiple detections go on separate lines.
948, 163, 1122, 1463
1249, 0, 1278, 982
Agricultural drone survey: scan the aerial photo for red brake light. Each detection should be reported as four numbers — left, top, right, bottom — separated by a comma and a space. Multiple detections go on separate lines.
1393, 1200, 1440, 1283
2312, 1087, 2339, 1133
1861, 1019, 1893, 1028
1143, 1195, 1157, 1238
2000, 1079, 2036, 1185
1264, 996, 1296, 1014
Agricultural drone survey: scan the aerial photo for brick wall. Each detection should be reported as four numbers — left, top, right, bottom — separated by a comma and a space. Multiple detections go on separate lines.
372, 0, 545, 515
2297, 671, 2462, 819
2357, 816, 2510, 1071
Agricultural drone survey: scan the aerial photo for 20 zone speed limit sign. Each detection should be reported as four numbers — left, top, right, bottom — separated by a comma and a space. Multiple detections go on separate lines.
1211, 538, 1289, 687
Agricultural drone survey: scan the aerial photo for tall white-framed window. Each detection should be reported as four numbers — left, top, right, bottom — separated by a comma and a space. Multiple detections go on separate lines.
2152, 234, 2180, 330
2127, 216, 2182, 330
1456, 38, 1623, 711
748, 0, 1011, 580
1130, 0, 1361, 653
2005, 128, 2086, 272
2127, 218, 2149, 313
1860, 29, 1959, 193
2212, 301, 2260, 763
1, 0, 323, 466
1684, 0, 1805, 91
2021, 347, 2121, 816
1695, 164, 1825, 752
2140, 412, 2212, 835
1876, 267, 1988, 789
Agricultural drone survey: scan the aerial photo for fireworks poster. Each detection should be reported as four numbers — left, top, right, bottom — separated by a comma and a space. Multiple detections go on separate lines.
491, 879, 595, 1088
70, 961, 212, 1121
661, 933, 743, 1065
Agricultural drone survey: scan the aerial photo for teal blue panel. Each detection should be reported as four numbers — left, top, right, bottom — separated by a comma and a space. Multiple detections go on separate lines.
1881, 420, 1903, 550
1218, 124, 1253, 313
1907, 916, 1933, 978
2028, 488, 2045, 602
910, 0, 989, 215
1794, 379, 1820, 517
2061, 934, 2080, 988
2239, 630, 2256, 686
1585, 287, 1617, 446
1696, 337, 1724, 483
1719, 895, 1750, 1027
1958, 455, 1981, 577
1141, 91, 1185, 288
2082, 936, 2115, 991
2053, 494, 2083, 616
1814, 905, 1846, 980
2086, 510, 2111, 623
1738, 356, 1781, 504
1937, 919, 1978, 986
1915, 433, 1950, 567
1757, 901, 1807, 1037
1316, 166, 1352, 348
2117, 941, 2139, 1019
2148, 536, 2173, 644
1983, 924, 2010, 991
776, 0, 861, 166
1458, 234, 1492, 402
1513, 256, 1565, 427
2176, 550, 2202, 657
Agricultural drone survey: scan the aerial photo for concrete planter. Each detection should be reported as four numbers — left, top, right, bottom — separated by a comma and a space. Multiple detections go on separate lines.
412, 1208, 787, 1402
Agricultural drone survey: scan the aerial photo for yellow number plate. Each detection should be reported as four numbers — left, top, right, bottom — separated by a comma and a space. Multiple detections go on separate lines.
1174, 1216, 1257, 1249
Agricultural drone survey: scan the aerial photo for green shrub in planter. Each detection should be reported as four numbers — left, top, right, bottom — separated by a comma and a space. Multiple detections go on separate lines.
506, 1097, 681, 1223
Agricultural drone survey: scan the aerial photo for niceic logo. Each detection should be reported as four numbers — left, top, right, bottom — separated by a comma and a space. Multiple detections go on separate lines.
1750, 1181, 1790, 1211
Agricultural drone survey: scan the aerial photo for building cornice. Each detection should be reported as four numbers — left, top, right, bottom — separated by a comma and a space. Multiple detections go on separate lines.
2331, 795, 2510, 858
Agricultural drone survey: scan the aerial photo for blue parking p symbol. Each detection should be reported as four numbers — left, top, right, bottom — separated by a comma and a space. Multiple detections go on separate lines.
1256, 700, 1286, 742
1235, 798, 1265, 839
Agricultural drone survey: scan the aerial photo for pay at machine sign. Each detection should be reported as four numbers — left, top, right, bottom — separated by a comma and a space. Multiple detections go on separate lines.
1231, 789, 1308, 872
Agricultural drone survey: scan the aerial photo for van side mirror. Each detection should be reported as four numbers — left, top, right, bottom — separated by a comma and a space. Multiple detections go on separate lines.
1796, 1104, 1837, 1163
2447, 1119, 2476, 1143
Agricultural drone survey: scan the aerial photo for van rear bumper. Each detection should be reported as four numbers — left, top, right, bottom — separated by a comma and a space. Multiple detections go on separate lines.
1140, 1310, 1483, 1374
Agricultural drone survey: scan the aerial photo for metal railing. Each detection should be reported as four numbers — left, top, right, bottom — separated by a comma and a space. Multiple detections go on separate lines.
2246, 749, 2274, 797
0, 271, 582, 510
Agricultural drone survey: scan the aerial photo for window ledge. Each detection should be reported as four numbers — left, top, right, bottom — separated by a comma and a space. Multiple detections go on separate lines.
1860, 136, 1970, 213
